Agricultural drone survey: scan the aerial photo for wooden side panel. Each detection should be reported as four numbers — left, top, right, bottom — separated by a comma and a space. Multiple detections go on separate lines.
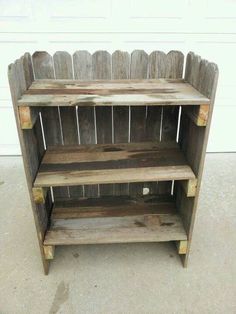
73, 51, 98, 197
177, 52, 219, 266
32, 51, 67, 200
112, 51, 130, 195
130, 50, 148, 195
8, 56, 50, 274
53, 51, 82, 198
92, 51, 113, 196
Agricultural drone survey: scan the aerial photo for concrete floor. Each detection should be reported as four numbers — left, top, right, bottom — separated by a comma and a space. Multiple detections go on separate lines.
0, 154, 235, 314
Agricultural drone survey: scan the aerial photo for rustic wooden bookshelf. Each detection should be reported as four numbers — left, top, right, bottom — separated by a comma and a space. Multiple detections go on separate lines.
8, 50, 218, 274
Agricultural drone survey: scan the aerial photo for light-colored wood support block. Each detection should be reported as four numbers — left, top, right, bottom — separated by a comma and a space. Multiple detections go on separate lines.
19, 106, 39, 129
32, 187, 46, 204
181, 179, 197, 197
185, 104, 209, 126
43, 245, 55, 260
176, 240, 188, 254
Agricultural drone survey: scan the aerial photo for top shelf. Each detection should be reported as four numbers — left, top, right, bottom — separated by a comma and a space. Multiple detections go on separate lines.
18, 79, 210, 107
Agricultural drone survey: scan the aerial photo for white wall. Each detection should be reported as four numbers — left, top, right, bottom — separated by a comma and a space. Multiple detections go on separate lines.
0, 0, 236, 154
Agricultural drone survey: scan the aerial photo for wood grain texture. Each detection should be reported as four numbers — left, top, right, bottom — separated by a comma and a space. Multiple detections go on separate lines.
53, 51, 82, 199
177, 52, 219, 267
92, 51, 113, 196
32, 51, 67, 200
130, 50, 148, 195
8, 57, 49, 274
18, 80, 210, 107
44, 194, 186, 245
73, 50, 98, 197
34, 142, 195, 188
112, 51, 130, 195
52, 195, 176, 219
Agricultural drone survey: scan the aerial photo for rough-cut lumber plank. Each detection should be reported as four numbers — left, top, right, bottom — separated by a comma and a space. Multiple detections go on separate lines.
32, 187, 47, 204
52, 195, 176, 219
19, 106, 39, 129
44, 212, 187, 245
8, 57, 50, 274
112, 51, 130, 195
73, 50, 98, 198
180, 179, 197, 197
43, 245, 55, 260
176, 52, 219, 267
34, 142, 195, 187
18, 80, 210, 107
54, 51, 78, 145
176, 240, 188, 254
53, 51, 82, 199
32, 52, 67, 200
147, 51, 164, 194
93, 51, 113, 196
185, 104, 209, 126
130, 50, 148, 196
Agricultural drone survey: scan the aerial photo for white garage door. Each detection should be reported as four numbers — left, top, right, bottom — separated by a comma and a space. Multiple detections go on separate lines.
0, 0, 235, 154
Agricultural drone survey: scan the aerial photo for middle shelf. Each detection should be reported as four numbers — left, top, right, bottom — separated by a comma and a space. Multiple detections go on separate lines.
34, 141, 195, 188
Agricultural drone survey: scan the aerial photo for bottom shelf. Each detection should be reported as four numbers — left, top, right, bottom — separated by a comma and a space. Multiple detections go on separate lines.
44, 195, 187, 245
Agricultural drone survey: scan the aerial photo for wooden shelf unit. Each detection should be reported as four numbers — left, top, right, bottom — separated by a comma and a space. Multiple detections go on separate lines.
8, 50, 218, 274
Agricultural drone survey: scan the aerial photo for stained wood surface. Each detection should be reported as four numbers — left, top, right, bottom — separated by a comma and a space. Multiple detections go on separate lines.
93, 51, 113, 196
18, 80, 210, 107
32, 51, 68, 200
52, 195, 175, 219
73, 50, 98, 198
53, 51, 82, 199
33, 142, 195, 187
176, 51, 219, 267
112, 51, 130, 195
8, 56, 50, 274
44, 195, 187, 245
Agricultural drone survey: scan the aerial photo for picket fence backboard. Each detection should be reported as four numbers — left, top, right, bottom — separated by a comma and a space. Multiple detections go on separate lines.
0, 0, 236, 154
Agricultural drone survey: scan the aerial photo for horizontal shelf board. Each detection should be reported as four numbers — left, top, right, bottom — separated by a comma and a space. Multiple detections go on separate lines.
34, 142, 195, 187
44, 195, 187, 245
52, 195, 176, 219
18, 79, 210, 107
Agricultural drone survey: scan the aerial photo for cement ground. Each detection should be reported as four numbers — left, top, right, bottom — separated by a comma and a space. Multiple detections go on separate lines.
0, 153, 235, 314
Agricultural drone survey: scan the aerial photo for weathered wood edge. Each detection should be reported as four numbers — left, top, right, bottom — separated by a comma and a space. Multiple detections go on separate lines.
8, 55, 50, 275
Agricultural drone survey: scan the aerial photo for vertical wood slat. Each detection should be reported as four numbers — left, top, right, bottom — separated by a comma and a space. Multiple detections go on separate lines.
146, 51, 163, 194
130, 50, 148, 196
177, 52, 218, 266
53, 51, 83, 199
8, 56, 50, 274
73, 51, 98, 198
112, 51, 130, 196
92, 51, 113, 196
32, 51, 68, 200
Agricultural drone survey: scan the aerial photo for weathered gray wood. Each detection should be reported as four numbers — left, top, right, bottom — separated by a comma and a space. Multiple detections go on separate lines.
19, 80, 210, 107
32, 51, 67, 200
73, 50, 98, 197
112, 51, 130, 195
52, 195, 175, 218
146, 51, 164, 194
53, 51, 82, 199
92, 51, 113, 196
177, 52, 219, 267
34, 142, 195, 188
161, 51, 183, 195
8, 57, 49, 274
44, 213, 187, 245
130, 50, 148, 195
